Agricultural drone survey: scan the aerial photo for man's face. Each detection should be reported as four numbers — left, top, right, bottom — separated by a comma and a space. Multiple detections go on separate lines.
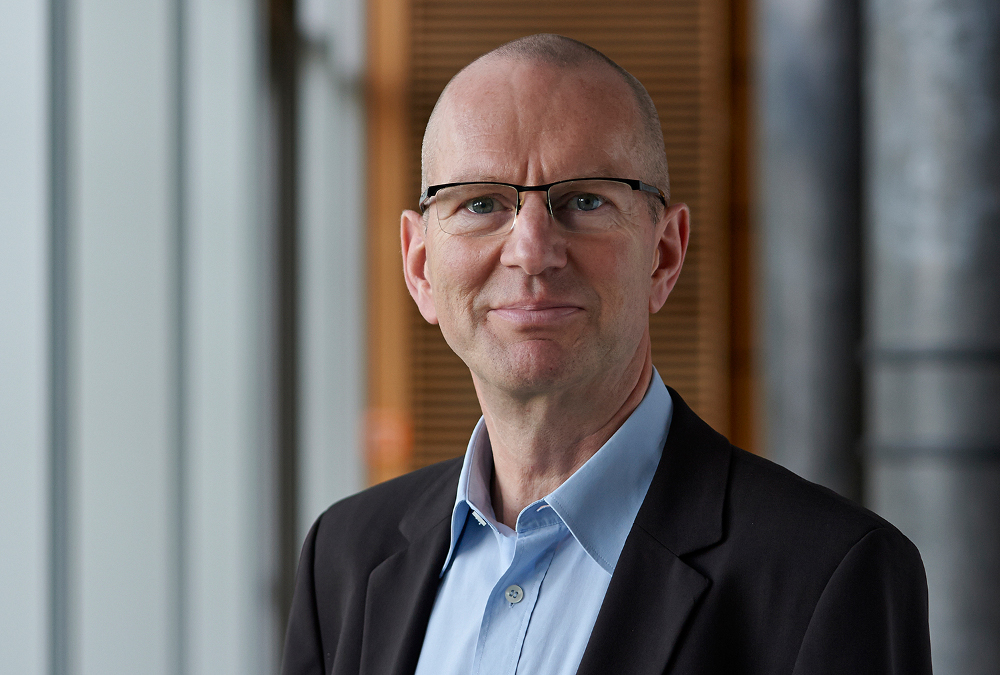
402, 58, 688, 400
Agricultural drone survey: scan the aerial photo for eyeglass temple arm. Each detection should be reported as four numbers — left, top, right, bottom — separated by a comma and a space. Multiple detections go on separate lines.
637, 181, 668, 205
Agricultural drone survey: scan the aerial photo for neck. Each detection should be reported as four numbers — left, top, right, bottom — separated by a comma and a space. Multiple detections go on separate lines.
479, 342, 654, 529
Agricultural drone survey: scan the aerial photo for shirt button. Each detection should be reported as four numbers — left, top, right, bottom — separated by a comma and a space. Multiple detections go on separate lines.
505, 584, 524, 604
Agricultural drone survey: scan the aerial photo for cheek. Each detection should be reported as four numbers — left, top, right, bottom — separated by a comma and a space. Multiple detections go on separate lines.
590, 238, 654, 309
426, 238, 498, 321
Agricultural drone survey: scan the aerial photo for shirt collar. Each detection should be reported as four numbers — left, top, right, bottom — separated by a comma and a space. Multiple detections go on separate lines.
441, 369, 673, 575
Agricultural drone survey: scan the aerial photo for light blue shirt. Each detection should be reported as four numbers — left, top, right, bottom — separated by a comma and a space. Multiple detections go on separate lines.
414, 369, 673, 675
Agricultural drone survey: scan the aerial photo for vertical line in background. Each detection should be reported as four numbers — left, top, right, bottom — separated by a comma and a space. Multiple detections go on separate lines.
848, 0, 865, 502
728, 0, 756, 454
269, 0, 299, 643
172, 0, 188, 672
49, 0, 70, 672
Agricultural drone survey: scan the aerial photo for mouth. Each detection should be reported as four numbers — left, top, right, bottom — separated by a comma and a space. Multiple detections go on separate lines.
487, 302, 583, 326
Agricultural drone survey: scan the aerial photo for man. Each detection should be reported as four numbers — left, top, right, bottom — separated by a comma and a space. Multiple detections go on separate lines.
282, 34, 931, 674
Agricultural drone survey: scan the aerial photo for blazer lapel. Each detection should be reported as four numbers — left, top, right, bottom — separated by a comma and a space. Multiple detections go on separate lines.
576, 529, 709, 675
578, 389, 732, 675
359, 462, 460, 675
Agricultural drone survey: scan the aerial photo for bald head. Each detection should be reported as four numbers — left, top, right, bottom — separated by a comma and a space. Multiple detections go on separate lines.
421, 34, 670, 202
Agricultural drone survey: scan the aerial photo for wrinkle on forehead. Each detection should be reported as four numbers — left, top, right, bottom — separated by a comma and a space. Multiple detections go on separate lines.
423, 59, 642, 187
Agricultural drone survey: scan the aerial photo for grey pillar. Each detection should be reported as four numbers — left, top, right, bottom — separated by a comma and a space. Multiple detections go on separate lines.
758, 0, 863, 499
865, 1, 1000, 672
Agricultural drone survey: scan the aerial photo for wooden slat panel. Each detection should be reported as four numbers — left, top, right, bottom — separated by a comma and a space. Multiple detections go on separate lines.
402, 0, 734, 470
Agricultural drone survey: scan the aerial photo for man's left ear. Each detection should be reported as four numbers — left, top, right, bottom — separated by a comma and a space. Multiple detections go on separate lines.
648, 203, 690, 313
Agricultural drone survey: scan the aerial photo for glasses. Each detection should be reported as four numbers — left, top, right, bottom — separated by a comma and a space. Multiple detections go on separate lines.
418, 177, 667, 237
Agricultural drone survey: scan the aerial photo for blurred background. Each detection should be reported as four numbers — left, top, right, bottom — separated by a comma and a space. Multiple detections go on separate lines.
2, 0, 997, 673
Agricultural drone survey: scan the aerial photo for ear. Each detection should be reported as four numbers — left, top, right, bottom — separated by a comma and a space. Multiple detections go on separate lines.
648, 203, 690, 313
401, 209, 439, 324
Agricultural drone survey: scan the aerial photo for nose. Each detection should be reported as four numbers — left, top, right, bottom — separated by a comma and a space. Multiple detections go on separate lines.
499, 191, 568, 275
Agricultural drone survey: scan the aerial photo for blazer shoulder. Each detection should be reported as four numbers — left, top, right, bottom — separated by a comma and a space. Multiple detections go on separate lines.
724, 452, 930, 674
668, 447, 930, 675
311, 456, 463, 563
725, 446, 912, 559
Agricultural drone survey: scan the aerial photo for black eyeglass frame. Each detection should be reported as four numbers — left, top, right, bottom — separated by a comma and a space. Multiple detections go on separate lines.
417, 177, 667, 214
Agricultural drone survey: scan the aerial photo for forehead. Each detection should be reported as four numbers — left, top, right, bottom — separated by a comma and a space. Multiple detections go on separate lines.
427, 59, 642, 185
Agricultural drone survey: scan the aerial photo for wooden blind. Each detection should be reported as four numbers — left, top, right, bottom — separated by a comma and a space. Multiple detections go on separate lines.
367, 0, 748, 479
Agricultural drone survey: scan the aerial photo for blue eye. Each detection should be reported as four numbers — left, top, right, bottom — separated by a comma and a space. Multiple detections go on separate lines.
466, 196, 500, 214
566, 193, 605, 211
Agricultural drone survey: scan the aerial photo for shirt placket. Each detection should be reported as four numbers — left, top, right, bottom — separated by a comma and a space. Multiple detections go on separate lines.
472, 506, 566, 675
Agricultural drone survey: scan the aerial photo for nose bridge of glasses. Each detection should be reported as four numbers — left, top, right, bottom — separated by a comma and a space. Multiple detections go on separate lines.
515, 185, 554, 219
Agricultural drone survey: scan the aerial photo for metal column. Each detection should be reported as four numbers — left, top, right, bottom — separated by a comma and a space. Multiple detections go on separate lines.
758, 0, 863, 499
865, 1, 1000, 672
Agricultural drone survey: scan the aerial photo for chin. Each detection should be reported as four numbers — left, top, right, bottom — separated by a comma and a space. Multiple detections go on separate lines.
479, 342, 589, 395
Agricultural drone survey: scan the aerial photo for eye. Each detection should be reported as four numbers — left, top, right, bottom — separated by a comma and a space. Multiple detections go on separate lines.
564, 193, 606, 211
465, 196, 502, 214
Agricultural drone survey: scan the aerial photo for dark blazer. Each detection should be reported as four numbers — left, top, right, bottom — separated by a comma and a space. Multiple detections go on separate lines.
282, 389, 932, 675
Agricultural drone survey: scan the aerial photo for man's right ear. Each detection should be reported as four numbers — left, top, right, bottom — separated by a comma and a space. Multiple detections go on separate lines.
401, 209, 439, 325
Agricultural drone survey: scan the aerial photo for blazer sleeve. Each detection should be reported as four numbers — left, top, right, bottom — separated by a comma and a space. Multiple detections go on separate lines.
791, 526, 932, 675
281, 517, 326, 675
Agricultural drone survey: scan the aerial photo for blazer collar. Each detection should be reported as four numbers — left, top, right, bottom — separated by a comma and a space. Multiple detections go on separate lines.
577, 387, 732, 675
634, 387, 730, 556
